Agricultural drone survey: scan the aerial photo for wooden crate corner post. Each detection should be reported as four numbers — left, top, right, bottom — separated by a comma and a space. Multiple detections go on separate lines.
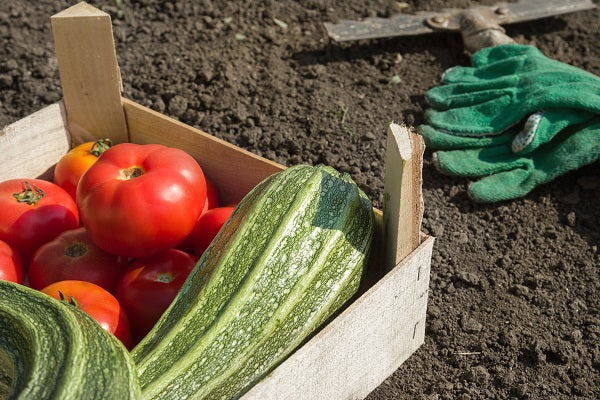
382, 122, 425, 270
51, 1, 128, 145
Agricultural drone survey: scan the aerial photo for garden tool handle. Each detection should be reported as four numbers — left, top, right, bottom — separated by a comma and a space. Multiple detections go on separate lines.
459, 9, 515, 53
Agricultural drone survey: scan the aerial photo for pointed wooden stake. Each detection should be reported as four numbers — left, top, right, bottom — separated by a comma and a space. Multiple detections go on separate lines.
383, 123, 425, 270
51, 2, 128, 145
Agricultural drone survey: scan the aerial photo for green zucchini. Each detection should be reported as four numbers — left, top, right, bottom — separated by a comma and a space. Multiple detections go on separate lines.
0, 280, 141, 400
132, 164, 375, 399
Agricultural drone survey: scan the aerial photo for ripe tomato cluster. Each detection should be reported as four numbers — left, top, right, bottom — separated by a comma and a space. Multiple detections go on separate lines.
0, 139, 235, 348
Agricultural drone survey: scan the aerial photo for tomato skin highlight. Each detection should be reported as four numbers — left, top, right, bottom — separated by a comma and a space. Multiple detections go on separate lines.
77, 143, 207, 258
115, 248, 197, 342
53, 138, 112, 200
41, 280, 134, 350
0, 179, 80, 264
192, 207, 235, 257
28, 227, 128, 292
0, 239, 24, 284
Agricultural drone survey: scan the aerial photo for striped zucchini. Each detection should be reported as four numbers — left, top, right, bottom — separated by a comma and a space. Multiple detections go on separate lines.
0, 280, 141, 400
132, 164, 375, 399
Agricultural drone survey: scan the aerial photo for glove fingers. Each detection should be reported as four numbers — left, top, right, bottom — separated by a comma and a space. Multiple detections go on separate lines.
470, 117, 600, 203
531, 117, 600, 177
470, 44, 544, 68
434, 145, 530, 177
443, 55, 550, 84
418, 124, 514, 150
422, 107, 598, 153
430, 70, 599, 110
426, 81, 516, 109
468, 169, 533, 203
425, 95, 520, 135
443, 44, 573, 84
512, 109, 597, 154
427, 80, 600, 135
469, 45, 592, 77
520, 81, 600, 114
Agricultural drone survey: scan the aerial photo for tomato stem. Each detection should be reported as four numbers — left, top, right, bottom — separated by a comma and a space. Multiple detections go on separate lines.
156, 273, 174, 283
89, 138, 112, 157
65, 242, 88, 258
12, 181, 45, 205
58, 291, 79, 308
119, 167, 144, 180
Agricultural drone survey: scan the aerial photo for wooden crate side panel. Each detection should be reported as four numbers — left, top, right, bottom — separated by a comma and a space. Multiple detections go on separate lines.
242, 236, 434, 400
0, 102, 70, 182
122, 98, 285, 205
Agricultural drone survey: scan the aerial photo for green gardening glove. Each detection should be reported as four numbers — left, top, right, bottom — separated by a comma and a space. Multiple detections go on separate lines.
417, 43, 600, 202
431, 117, 600, 202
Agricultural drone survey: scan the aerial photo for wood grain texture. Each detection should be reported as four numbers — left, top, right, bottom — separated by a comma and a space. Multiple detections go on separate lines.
382, 123, 425, 270
0, 102, 70, 181
123, 98, 285, 205
51, 2, 128, 145
242, 236, 433, 400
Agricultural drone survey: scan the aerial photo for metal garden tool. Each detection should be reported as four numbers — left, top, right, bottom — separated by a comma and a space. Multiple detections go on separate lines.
325, 0, 600, 203
324, 0, 596, 53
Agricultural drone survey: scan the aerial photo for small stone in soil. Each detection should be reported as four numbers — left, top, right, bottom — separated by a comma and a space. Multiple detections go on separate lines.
460, 314, 483, 333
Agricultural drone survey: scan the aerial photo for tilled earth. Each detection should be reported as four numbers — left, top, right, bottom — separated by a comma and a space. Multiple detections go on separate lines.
1, 1, 599, 399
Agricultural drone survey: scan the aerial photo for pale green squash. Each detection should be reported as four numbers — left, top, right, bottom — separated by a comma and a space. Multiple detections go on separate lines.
133, 164, 375, 400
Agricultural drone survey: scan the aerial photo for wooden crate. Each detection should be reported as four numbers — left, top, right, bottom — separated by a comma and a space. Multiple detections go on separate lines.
0, 3, 433, 399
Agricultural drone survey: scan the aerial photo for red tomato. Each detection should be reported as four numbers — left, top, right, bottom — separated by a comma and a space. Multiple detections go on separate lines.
77, 143, 207, 258
53, 138, 112, 200
41, 280, 133, 349
203, 177, 220, 212
115, 249, 197, 341
0, 239, 24, 284
192, 207, 235, 257
0, 179, 80, 264
176, 177, 220, 253
28, 227, 127, 292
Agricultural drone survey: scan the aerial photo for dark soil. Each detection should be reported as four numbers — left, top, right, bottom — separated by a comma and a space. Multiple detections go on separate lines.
1, 1, 599, 399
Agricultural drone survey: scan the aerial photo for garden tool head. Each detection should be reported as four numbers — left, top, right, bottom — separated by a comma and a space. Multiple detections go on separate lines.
324, 0, 596, 52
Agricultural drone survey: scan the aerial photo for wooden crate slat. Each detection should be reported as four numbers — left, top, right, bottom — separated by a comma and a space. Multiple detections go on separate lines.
0, 102, 70, 182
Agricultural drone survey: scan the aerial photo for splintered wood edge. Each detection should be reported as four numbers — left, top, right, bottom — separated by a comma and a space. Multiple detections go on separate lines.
410, 130, 425, 249
51, 2, 128, 145
383, 123, 424, 270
